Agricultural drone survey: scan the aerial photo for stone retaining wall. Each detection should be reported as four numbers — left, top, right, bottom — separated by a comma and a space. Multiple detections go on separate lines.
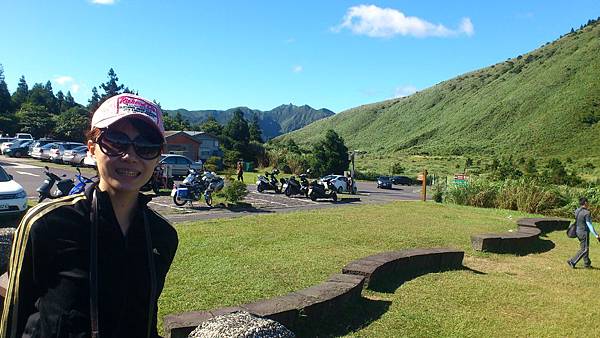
164, 247, 464, 338
471, 217, 569, 253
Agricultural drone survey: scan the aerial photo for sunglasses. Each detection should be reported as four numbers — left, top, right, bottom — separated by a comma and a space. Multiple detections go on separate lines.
97, 129, 163, 160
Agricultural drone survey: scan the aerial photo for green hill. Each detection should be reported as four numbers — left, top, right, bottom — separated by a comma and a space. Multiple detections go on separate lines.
278, 20, 600, 164
166, 104, 334, 140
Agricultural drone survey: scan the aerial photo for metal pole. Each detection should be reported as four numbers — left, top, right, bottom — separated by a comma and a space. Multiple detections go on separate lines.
421, 169, 428, 202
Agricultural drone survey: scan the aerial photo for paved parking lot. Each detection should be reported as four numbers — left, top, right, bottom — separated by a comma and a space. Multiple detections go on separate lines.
0, 156, 425, 223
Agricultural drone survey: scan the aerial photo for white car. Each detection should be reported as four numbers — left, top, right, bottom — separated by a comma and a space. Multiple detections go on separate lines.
0, 165, 28, 214
320, 174, 357, 194
0, 139, 16, 155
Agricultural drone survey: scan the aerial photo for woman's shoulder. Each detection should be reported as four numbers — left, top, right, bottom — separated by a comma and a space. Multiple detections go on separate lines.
17, 193, 89, 237
145, 208, 178, 242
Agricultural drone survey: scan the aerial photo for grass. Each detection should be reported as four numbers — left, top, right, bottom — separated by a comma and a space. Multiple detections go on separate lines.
158, 201, 600, 336
276, 20, 600, 168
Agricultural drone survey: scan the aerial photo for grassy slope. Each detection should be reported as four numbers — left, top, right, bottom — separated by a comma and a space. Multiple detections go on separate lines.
277, 22, 600, 162
158, 202, 600, 337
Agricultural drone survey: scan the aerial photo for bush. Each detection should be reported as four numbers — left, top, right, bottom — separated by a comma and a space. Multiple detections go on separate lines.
391, 161, 405, 174
218, 179, 249, 204
355, 170, 386, 181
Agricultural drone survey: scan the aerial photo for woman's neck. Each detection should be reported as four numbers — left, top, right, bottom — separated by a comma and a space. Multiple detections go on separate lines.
98, 182, 138, 236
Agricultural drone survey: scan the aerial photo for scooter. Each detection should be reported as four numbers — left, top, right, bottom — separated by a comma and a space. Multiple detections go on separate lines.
307, 179, 337, 202
37, 166, 75, 203
256, 169, 281, 193
281, 175, 308, 197
68, 167, 96, 195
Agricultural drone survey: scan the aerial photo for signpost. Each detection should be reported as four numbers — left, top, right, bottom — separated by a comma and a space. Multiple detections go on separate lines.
453, 173, 469, 186
421, 170, 428, 202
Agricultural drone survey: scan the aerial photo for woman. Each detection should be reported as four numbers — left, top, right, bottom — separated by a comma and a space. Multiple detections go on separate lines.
1, 94, 178, 337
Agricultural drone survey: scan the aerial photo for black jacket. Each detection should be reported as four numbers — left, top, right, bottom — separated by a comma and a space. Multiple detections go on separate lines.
0, 186, 178, 338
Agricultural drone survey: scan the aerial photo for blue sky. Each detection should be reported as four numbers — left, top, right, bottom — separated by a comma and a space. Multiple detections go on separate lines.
2, 1, 599, 112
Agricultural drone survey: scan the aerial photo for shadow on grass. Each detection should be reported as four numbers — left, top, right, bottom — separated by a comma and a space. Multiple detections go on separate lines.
292, 297, 391, 338
369, 265, 486, 294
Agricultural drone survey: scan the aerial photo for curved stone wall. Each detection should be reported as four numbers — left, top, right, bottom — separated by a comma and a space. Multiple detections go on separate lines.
164, 247, 464, 338
471, 217, 569, 253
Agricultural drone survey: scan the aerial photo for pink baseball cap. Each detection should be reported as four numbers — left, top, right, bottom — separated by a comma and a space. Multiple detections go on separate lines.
91, 93, 165, 138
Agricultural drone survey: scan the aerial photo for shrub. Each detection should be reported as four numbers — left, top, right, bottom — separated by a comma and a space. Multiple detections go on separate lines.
218, 179, 249, 204
391, 161, 405, 174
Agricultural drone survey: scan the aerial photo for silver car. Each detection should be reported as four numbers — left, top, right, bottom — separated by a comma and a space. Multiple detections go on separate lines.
48, 142, 86, 163
31, 143, 57, 161
62, 145, 89, 166
159, 154, 203, 178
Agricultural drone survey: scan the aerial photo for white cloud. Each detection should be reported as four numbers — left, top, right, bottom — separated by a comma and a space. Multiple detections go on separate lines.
333, 5, 474, 38
71, 84, 80, 94
90, 0, 115, 4
394, 85, 417, 98
54, 76, 74, 85
53, 75, 81, 94
292, 65, 303, 73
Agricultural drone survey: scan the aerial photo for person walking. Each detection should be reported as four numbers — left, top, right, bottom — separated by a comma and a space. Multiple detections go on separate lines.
237, 160, 244, 182
1, 94, 178, 337
568, 197, 600, 269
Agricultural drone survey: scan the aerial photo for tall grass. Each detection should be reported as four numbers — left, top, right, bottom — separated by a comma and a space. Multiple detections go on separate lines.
443, 178, 586, 216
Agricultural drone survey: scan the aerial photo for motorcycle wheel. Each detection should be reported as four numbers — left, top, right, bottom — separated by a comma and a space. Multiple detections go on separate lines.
257, 184, 264, 193
205, 194, 213, 207
285, 188, 292, 197
152, 184, 161, 194
173, 194, 187, 206
309, 192, 317, 201
332, 192, 338, 202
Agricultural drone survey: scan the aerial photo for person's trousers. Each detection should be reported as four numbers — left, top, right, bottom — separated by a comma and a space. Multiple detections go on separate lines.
570, 231, 591, 267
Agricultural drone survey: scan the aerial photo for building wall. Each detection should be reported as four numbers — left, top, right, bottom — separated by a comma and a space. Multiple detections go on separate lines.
165, 134, 200, 161
193, 134, 223, 161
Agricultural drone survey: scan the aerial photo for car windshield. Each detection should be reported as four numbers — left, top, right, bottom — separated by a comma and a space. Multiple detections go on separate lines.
0, 166, 11, 182
74, 145, 88, 152
379, 176, 390, 181
41, 143, 56, 149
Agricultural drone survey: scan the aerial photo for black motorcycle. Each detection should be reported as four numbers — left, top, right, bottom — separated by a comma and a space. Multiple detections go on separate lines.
141, 163, 168, 194
282, 174, 309, 197
307, 179, 337, 202
256, 169, 281, 193
37, 166, 75, 203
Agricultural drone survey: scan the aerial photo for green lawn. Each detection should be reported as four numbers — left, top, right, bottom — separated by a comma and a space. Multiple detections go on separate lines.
158, 201, 600, 337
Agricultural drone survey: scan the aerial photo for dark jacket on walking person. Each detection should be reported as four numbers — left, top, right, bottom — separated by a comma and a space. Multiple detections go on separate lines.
568, 197, 600, 268
236, 161, 244, 182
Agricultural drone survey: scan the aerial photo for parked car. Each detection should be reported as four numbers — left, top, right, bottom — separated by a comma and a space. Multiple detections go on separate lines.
320, 174, 357, 194
377, 176, 393, 189
31, 142, 57, 161
391, 175, 413, 186
159, 154, 203, 178
48, 142, 86, 163
0, 165, 28, 214
29, 139, 58, 157
0, 138, 16, 155
15, 133, 33, 140
4, 139, 34, 158
62, 145, 89, 166
83, 154, 97, 168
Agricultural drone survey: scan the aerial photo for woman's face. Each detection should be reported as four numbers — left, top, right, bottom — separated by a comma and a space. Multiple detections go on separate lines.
88, 120, 160, 194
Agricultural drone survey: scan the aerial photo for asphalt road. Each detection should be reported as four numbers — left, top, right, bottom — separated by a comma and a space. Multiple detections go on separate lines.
0, 156, 425, 224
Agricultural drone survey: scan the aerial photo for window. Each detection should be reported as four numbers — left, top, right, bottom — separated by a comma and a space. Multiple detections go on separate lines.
176, 157, 191, 165
162, 156, 177, 164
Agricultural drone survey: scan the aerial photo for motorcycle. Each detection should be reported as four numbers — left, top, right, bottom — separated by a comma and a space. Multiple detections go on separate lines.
281, 174, 309, 197
37, 166, 75, 203
68, 167, 96, 195
307, 179, 337, 202
171, 169, 224, 207
142, 163, 168, 194
256, 169, 281, 193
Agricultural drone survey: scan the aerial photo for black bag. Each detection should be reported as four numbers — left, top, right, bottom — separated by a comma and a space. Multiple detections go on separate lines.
567, 209, 581, 238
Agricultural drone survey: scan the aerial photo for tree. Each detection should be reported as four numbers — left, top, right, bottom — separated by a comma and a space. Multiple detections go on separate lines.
224, 109, 250, 156
27, 83, 56, 113
88, 86, 101, 111
52, 106, 89, 141
15, 103, 54, 138
311, 129, 350, 176
0, 65, 12, 117
199, 115, 223, 136
56, 90, 66, 112
11, 75, 29, 111
249, 112, 263, 143
64, 91, 76, 109
43, 81, 57, 113
100, 68, 124, 99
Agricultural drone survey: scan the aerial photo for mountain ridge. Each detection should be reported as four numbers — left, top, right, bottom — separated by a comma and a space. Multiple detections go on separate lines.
165, 104, 334, 140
